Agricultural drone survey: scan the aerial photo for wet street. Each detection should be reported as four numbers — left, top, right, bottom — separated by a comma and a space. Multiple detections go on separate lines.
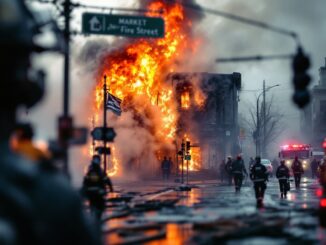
102, 176, 326, 244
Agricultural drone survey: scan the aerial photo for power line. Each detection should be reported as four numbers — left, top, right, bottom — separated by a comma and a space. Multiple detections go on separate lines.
165, 0, 299, 43
216, 54, 294, 63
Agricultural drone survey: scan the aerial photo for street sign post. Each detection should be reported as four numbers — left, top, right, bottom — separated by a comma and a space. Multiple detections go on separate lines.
91, 127, 116, 142
82, 13, 164, 38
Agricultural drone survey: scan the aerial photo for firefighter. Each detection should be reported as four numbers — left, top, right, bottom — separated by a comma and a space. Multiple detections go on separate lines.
168, 157, 174, 176
83, 155, 113, 220
225, 156, 233, 186
161, 156, 171, 180
319, 157, 326, 188
231, 155, 248, 192
219, 159, 226, 183
276, 160, 290, 198
271, 158, 279, 178
291, 156, 304, 189
248, 157, 255, 171
311, 157, 319, 179
250, 157, 268, 208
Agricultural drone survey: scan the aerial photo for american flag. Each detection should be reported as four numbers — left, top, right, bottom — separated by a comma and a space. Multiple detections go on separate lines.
106, 92, 122, 116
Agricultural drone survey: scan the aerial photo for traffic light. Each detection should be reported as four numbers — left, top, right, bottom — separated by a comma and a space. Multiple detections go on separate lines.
181, 142, 185, 153
186, 141, 190, 153
58, 116, 73, 142
292, 46, 311, 108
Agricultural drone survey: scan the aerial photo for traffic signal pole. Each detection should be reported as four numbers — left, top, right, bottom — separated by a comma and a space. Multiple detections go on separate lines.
181, 140, 185, 184
61, 0, 72, 176
263, 80, 266, 158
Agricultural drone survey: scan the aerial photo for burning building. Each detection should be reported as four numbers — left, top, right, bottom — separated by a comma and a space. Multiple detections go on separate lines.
168, 72, 242, 170
83, 0, 240, 177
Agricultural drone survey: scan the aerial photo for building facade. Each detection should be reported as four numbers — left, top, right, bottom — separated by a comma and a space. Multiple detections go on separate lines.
167, 72, 241, 169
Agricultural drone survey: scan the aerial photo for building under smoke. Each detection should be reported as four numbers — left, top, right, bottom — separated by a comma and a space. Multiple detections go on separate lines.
167, 72, 241, 169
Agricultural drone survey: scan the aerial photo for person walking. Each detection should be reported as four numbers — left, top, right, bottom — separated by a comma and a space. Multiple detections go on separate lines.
83, 155, 113, 220
311, 157, 319, 179
319, 157, 326, 189
276, 160, 290, 198
291, 156, 304, 189
161, 156, 171, 180
250, 157, 268, 208
248, 157, 255, 171
219, 159, 226, 183
271, 158, 279, 178
225, 156, 233, 186
168, 157, 174, 177
231, 155, 248, 192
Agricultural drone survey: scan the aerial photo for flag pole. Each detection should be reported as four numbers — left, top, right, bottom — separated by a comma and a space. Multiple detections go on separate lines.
92, 115, 95, 155
103, 75, 108, 173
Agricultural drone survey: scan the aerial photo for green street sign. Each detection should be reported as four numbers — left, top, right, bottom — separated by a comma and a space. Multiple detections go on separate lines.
82, 13, 165, 38
185, 155, 191, 161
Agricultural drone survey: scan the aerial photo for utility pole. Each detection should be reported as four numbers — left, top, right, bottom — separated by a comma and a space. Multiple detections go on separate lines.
58, 0, 73, 176
256, 97, 260, 156
262, 80, 266, 158
63, 0, 71, 117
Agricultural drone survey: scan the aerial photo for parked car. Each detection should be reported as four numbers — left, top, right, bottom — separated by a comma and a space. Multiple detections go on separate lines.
261, 159, 273, 175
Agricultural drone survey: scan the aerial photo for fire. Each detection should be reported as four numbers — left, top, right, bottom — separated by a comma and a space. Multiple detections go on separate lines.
92, 0, 201, 175
107, 146, 118, 177
181, 134, 201, 171
181, 91, 190, 109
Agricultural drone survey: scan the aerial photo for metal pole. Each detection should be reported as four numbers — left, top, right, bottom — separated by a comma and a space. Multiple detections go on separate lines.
63, 0, 70, 116
103, 75, 107, 173
186, 160, 189, 185
263, 80, 266, 158
62, 0, 71, 175
181, 140, 184, 184
256, 97, 259, 156
92, 116, 95, 155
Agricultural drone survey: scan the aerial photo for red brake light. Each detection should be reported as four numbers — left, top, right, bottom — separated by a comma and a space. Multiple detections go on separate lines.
323, 141, 326, 148
320, 199, 326, 208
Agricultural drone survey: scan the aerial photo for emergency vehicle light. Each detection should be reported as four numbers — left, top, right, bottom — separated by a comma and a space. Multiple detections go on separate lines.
320, 199, 326, 208
281, 144, 310, 150
323, 141, 326, 149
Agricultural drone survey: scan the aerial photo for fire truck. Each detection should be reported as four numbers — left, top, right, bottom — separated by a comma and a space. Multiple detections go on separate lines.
278, 144, 312, 171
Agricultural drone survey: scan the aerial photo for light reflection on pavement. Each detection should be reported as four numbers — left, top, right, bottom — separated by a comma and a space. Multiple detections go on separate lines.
104, 177, 326, 244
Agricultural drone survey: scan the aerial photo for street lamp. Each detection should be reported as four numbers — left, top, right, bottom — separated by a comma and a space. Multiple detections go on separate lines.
256, 84, 280, 157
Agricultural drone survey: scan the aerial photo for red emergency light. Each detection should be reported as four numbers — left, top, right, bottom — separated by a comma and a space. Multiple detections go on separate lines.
320, 199, 326, 208
323, 141, 326, 149
281, 144, 310, 151
317, 188, 323, 197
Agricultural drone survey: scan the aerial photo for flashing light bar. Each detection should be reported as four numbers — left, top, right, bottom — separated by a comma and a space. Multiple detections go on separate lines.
281, 144, 310, 150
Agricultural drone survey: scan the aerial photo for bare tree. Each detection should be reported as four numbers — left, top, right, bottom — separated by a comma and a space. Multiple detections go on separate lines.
245, 97, 284, 158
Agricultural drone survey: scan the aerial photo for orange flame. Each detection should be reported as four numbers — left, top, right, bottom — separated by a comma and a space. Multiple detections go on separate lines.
181, 91, 190, 109
92, 1, 201, 175
181, 134, 201, 171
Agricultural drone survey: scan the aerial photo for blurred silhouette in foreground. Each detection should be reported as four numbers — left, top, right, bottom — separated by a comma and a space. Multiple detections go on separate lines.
0, 0, 102, 244
10, 122, 49, 163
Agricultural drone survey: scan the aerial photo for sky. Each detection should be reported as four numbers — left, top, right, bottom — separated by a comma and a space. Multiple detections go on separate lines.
26, 0, 326, 160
